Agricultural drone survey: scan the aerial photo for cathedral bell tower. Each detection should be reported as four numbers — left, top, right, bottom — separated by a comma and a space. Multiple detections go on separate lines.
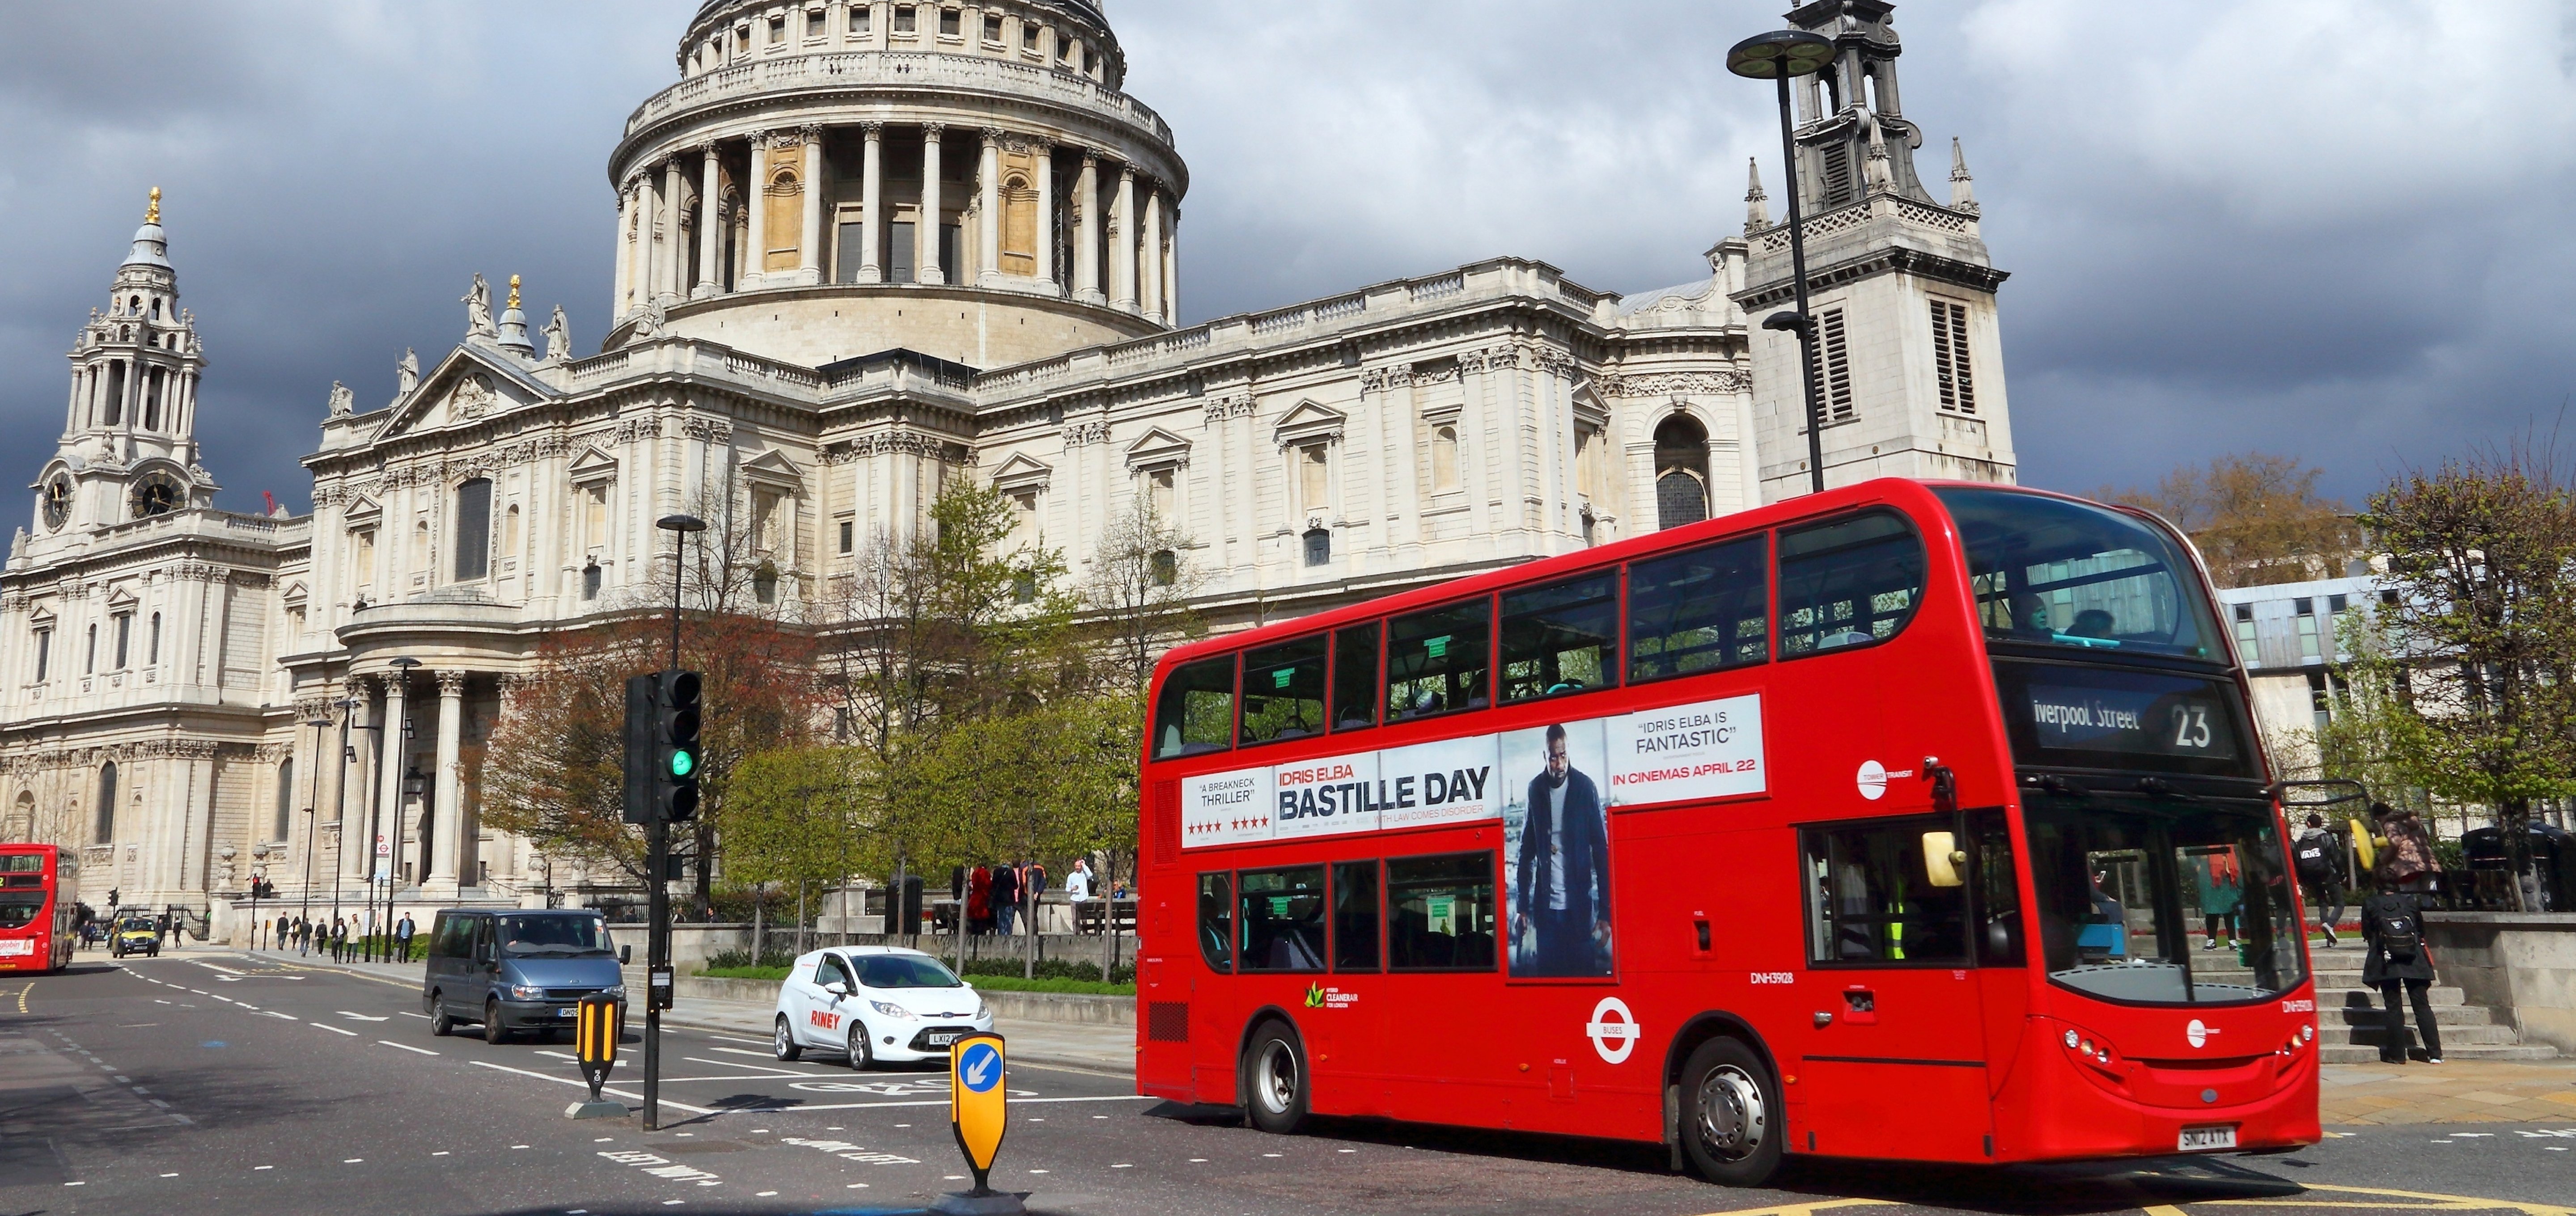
34, 190, 216, 540
1733, 0, 2016, 501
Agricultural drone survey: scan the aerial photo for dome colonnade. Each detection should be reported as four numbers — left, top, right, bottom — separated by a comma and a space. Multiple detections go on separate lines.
608, 0, 1185, 368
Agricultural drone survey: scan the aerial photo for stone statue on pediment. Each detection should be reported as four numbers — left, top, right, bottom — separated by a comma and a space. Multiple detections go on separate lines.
397, 348, 419, 397
462, 273, 496, 339
541, 305, 572, 363
326, 380, 354, 419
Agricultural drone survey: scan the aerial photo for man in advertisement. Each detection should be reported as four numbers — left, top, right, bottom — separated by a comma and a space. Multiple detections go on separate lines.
1515, 723, 1611, 976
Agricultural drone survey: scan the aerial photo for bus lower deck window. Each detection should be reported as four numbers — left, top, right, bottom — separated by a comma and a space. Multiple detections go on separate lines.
1241, 635, 1327, 745
1155, 655, 1237, 758
1628, 534, 1768, 681
1332, 860, 1381, 971
1197, 873, 1233, 973
1779, 511, 1925, 657
1801, 818, 1970, 966
1331, 623, 1380, 732
1500, 570, 1618, 702
1385, 600, 1491, 721
1237, 866, 1326, 972
1387, 852, 1498, 971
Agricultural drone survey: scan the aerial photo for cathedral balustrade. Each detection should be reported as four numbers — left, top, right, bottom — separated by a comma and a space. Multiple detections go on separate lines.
622, 50, 1172, 149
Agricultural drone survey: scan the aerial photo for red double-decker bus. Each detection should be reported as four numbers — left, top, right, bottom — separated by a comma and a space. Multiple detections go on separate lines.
1132, 478, 2318, 1185
0, 844, 81, 975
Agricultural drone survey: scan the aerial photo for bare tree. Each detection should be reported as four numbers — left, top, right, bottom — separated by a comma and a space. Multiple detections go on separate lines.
2100, 452, 2363, 588
1084, 496, 1205, 697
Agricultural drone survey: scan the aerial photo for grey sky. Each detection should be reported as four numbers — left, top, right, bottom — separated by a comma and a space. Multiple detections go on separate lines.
2, 1, 2566, 518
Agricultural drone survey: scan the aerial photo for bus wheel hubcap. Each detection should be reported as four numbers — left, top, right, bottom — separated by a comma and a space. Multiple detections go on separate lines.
1258, 1042, 1297, 1112
1696, 1066, 1766, 1160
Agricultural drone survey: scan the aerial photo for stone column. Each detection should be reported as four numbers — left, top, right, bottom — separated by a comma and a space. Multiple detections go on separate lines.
977, 128, 1002, 287
625, 180, 651, 315
1163, 206, 1180, 325
661, 157, 687, 302
339, 680, 371, 882
919, 125, 945, 285
1112, 166, 1136, 309
1140, 186, 1164, 321
613, 186, 636, 314
745, 134, 770, 289
1033, 142, 1055, 291
1073, 154, 1100, 303
695, 143, 723, 298
858, 122, 884, 283
377, 672, 408, 887
799, 126, 825, 286
426, 670, 466, 893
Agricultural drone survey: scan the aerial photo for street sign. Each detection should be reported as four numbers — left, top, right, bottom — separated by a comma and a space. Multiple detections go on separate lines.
950, 1033, 1008, 1192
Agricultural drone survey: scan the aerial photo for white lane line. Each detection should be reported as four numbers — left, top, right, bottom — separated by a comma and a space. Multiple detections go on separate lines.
337, 1011, 389, 1022
192, 962, 246, 976
398, 1011, 431, 1020
257, 1011, 297, 1021
688, 1053, 822, 1077
378, 1040, 439, 1056
466, 1060, 719, 1115
311, 1022, 359, 1036
689, 1032, 775, 1047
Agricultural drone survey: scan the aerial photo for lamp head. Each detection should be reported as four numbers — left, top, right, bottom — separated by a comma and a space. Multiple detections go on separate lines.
657, 513, 708, 534
1726, 30, 1835, 80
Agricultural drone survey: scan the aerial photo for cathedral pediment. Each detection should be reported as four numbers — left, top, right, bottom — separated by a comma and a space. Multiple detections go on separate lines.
739, 448, 802, 489
373, 346, 556, 441
1272, 400, 1347, 448
1123, 427, 1191, 471
342, 494, 382, 523
567, 446, 618, 483
988, 452, 1051, 492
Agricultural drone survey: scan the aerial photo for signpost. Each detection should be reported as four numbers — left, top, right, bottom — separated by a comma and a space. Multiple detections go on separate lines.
931, 1032, 1023, 1216
567, 992, 626, 1119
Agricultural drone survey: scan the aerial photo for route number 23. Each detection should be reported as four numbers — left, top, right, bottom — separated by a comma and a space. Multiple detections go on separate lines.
2170, 704, 2214, 751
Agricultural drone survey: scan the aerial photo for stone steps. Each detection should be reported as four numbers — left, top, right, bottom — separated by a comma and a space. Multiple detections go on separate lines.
2320, 1043, 2559, 1064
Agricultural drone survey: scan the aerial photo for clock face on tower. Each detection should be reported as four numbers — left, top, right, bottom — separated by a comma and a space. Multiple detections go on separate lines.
128, 473, 181, 519
40, 476, 71, 531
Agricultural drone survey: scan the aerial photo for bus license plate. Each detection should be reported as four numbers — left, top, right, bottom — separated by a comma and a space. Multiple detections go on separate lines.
0, 941, 30, 956
2178, 1125, 2237, 1152
928, 1031, 960, 1047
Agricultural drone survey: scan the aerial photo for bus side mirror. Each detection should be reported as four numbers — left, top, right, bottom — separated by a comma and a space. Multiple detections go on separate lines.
1923, 832, 1966, 888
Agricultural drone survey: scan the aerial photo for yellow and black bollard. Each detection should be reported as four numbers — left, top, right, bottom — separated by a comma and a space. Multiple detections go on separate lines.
929, 1032, 1024, 1215
567, 992, 627, 1120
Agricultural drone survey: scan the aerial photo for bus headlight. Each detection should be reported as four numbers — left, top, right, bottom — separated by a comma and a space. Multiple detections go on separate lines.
2063, 1030, 2080, 1049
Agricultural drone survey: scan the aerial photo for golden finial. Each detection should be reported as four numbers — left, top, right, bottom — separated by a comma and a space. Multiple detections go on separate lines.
508, 274, 521, 310
146, 187, 161, 225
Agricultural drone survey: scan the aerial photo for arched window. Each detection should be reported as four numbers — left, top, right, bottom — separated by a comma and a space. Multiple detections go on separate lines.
583, 561, 602, 601
274, 757, 295, 842
412, 520, 432, 579
10, 791, 31, 840
501, 504, 521, 562
152, 298, 163, 319
453, 478, 492, 581
1432, 424, 1461, 493
754, 560, 780, 605
148, 612, 161, 665
94, 762, 117, 844
1303, 528, 1331, 566
1150, 549, 1177, 587
1653, 415, 1711, 531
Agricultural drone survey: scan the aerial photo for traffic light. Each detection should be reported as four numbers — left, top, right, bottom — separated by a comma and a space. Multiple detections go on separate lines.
622, 672, 659, 825
657, 669, 702, 822
107, 887, 120, 909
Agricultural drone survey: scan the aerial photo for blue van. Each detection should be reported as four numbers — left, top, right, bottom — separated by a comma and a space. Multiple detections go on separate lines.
420, 909, 626, 1044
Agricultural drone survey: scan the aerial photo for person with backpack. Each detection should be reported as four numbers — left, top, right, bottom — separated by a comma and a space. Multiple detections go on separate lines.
2293, 813, 2346, 946
2360, 874, 2443, 1064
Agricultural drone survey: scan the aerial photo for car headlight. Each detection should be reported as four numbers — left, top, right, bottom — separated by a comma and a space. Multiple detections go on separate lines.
601, 984, 625, 1000
869, 1000, 915, 1020
508, 983, 545, 1000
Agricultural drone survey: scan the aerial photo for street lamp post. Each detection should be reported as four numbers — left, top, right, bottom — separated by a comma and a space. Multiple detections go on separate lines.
384, 657, 421, 961
644, 513, 706, 1132
1726, 28, 1839, 497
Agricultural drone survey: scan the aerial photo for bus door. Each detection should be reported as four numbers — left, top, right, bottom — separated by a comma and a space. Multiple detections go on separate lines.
1189, 871, 1242, 1101
1796, 815, 1995, 1161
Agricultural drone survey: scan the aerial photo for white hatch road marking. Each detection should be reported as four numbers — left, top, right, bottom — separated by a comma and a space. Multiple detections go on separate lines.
399, 1012, 431, 1020
311, 1022, 359, 1036
258, 1011, 297, 1021
338, 1011, 390, 1022
192, 963, 247, 976
688, 1053, 827, 1077
740, 1094, 1156, 1112
469, 1060, 719, 1115
379, 1041, 439, 1056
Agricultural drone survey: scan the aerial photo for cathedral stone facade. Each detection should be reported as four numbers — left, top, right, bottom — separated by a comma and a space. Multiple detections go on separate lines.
0, 0, 2012, 933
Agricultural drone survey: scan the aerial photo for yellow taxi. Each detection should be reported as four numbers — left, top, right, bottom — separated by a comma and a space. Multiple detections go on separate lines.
110, 915, 160, 958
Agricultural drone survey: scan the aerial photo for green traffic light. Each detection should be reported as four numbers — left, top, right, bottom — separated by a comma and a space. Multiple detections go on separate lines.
670, 749, 695, 778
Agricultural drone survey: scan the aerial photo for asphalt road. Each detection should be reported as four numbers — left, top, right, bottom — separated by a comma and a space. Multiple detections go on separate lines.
3, 952, 2573, 1216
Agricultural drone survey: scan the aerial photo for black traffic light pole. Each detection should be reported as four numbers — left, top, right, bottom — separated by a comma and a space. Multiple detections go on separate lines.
643, 514, 705, 1132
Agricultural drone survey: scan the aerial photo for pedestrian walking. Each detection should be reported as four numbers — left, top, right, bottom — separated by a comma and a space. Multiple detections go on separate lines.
395, 913, 415, 961
295, 916, 310, 956
1064, 858, 1093, 932
966, 865, 994, 936
2361, 875, 2444, 1064
2191, 850, 2242, 950
2293, 813, 2347, 946
273, 912, 287, 953
2379, 805, 2440, 895
331, 916, 347, 962
991, 861, 1021, 937
1023, 859, 1048, 930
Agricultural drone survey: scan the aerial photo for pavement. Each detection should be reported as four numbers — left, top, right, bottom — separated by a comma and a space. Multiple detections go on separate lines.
213, 940, 1137, 1075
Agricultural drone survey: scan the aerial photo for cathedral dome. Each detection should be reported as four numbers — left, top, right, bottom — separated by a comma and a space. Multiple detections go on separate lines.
606, 0, 1182, 369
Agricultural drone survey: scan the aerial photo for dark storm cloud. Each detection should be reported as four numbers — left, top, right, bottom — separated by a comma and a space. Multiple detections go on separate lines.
1, 0, 2561, 521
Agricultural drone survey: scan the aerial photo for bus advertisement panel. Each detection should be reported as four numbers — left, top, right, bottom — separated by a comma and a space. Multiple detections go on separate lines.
1133, 478, 2319, 1190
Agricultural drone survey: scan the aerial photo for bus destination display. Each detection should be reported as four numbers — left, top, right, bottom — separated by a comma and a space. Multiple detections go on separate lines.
2024, 675, 2238, 762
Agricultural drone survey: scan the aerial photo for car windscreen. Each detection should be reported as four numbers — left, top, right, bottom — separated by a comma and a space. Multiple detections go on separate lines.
855, 954, 962, 989
495, 914, 613, 957
1936, 488, 2224, 663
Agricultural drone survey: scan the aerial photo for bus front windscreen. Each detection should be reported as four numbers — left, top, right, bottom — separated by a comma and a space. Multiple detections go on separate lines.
0, 894, 42, 930
2023, 794, 2306, 1006
1936, 488, 2224, 662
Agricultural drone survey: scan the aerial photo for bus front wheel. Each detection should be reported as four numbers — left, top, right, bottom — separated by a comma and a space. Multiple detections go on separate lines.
1239, 1022, 1309, 1135
1680, 1037, 1783, 1187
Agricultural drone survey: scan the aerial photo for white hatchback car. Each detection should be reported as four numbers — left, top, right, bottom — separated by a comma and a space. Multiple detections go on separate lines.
771, 946, 993, 1068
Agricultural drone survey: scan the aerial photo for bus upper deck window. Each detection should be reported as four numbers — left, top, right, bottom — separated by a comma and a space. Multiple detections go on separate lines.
1628, 534, 1768, 682
1500, 570, 1618, 703
1385, 600, 1491, 721
1778, 511, 1925, 658
1154, 655, 1237, 758
1331, 623, 1380, 732
1241, 635, 1327, 745
1935, 487, 2221, 661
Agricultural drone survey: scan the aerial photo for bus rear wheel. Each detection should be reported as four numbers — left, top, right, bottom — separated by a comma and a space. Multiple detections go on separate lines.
1239, 1022, 1309, 1135
1680, 1037, 1783, 1187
